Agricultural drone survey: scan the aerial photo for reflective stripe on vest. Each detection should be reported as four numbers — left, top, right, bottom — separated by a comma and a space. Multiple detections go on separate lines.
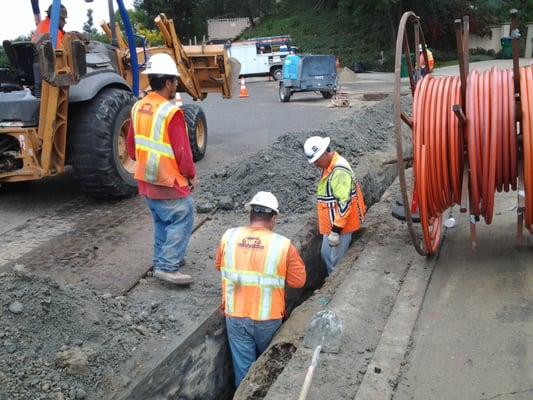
221, 227, 288, 320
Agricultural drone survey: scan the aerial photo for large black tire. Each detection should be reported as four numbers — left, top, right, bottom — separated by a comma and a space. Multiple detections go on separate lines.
271, 67, 283, 81
181, 104, 207, 162
321, 91, 334, 99
279, 83, 291, 103
68, 87, 137, 199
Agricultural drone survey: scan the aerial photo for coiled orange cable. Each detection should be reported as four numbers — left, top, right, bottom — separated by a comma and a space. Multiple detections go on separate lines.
412, 66, 525, 254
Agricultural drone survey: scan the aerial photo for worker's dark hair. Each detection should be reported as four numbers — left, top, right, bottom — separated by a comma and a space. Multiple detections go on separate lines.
250, 206, 276, 223
148, 75, 176, 91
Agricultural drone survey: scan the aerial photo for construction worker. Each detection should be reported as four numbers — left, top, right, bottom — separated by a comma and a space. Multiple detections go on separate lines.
126, 53, 196, 286
215, 191, 306, 387
31, 4, 68, 45
419, 44, 435, 75
303, 136, 366, 274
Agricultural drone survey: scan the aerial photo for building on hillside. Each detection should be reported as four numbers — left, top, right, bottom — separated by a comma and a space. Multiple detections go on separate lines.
207, 18, 251, 42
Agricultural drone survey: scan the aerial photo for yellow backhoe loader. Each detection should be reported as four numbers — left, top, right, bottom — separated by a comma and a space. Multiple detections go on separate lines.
0, 0, 239, 198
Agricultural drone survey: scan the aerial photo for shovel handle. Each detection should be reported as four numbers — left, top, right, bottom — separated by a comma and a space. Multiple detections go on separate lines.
297, 344, 322, 400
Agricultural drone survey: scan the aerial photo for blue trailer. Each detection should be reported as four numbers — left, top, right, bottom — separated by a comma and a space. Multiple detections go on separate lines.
279, 54, 337, 102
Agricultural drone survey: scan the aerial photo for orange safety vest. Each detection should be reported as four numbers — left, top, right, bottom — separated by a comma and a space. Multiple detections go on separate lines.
31, 18, 64, 45
219, 227, 291, 321
316, 152, 366, 235
419, 49, 435, 72
131, 92, 188, 187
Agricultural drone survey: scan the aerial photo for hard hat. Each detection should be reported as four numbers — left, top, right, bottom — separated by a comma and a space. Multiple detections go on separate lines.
304, 136, 331, 163
47, 4, 68, 19
245, 191, 279, 214
142, 54, 179, 77
419, 44, 424, 52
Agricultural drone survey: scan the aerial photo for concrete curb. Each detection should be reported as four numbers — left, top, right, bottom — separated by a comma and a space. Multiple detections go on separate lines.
354, 257, 436, 399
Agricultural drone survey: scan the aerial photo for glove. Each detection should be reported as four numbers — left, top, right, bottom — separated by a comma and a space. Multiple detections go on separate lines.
328, 232, 340, 247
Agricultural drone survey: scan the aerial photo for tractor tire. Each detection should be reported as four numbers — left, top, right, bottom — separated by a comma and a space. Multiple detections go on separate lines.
181, 104, 207, 162
279, 83, 291, 103
68, 87, 137, 199
321, 91, 334, 99
271, 67, 283, 81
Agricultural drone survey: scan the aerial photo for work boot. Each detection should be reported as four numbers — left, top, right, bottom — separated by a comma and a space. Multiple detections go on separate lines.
154, 270, 193, 286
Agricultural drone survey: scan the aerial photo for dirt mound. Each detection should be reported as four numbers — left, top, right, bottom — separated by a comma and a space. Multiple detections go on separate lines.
0, 266, 182, 400
338, 67, 359, 83
198, 98, 396, 214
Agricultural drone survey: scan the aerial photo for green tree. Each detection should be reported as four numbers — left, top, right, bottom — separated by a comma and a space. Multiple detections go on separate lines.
83, 8, 98, 37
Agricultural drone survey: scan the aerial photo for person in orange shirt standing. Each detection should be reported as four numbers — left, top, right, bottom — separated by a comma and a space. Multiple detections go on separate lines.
215, 191, 306, 387
31, 4, 67, 45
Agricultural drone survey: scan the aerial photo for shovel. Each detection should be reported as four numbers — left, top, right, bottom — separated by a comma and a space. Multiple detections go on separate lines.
298, 310, 342, 400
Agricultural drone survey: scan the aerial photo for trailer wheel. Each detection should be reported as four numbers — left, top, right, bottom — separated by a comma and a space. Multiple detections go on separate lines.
181, 104, 207, 161
279, 83, 291, 103
68, 87, 137, 199
271, 67, 283, 81
321, 91, 334, 99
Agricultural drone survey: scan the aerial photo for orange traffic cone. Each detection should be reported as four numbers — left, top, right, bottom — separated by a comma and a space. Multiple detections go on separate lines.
239, 77, 249, 98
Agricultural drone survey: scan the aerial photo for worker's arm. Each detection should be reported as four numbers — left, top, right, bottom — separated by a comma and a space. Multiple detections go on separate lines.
168, 110, 196, 179
285, 244, 306, 289
126, 122, 136, 161
330, 169, 355, 231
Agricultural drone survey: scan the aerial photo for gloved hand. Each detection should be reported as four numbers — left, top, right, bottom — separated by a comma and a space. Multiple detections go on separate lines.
328, 232, 340, 247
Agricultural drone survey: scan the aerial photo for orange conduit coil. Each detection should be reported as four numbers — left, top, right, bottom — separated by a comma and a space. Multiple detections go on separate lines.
520, 65, 533, 232
413, 75, 462, 254
411, 65, 533, 254
466, 67, 517, 224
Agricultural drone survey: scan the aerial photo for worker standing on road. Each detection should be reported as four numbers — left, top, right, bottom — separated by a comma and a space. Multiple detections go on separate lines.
304, 136, 366, 274
419, 44, 435, 76
127, 53, 197, 286
215, 191, 306, 387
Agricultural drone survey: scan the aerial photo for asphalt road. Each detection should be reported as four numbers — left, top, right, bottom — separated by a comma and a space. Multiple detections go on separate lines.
0, 79, 350, 235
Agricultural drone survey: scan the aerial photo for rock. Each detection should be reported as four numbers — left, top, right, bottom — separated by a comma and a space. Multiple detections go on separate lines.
55, 348, 89, 376
132, 325, 150, 336
218, 196, 235, 210
101, 292, 112, 300
8, 301, 24, 314
55, 393, 65, 400
4, 340, 17, 354
150, 301, 160, 310
75, 388, 87, 399
72, 339, 83, 347
13, 264, 31, 279
196, 202, 216, 214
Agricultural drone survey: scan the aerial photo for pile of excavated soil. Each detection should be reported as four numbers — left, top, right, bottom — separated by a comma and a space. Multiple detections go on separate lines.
198, 97, 397, 214
0, 265, 184, 400
338, 67, 359, 83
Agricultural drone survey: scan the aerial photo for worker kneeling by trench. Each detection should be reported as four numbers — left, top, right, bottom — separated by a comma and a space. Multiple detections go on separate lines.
121, 97, 402, 400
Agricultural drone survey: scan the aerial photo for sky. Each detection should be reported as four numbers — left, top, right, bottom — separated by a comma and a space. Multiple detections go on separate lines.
0, 0, 135, 42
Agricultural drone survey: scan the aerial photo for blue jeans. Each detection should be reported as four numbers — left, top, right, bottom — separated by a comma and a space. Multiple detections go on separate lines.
226, 316, 282, 387
321, 233, 352, 275
145, 196, 194, 273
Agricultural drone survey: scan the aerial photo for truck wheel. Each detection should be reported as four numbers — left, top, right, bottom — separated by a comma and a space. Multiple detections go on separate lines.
271, 67, 283, 81
181, 104, 207, 161
279, 83, 291, 103
321, 91, 334, 99
68, 87, 137, 199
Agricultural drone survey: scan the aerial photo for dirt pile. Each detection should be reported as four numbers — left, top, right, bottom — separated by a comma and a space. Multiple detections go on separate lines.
198, 98, 396, 214
0, 265, 183, 400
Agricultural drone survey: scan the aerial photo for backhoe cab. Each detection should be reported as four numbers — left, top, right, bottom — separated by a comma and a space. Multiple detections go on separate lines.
0, 0, 239, 198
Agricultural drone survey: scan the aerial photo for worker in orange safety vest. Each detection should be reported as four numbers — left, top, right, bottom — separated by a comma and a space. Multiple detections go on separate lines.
419, 44, 435, 75
304, 136, 366, 275
215, 191, 306, 387
127, 53, 197, 286
31, 4, 67, 45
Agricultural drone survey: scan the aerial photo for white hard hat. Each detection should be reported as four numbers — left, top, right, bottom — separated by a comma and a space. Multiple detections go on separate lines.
419, 44, 424, 52
142, 53, 179, 76
304, 136, 331, 163
245, 191, 279, 214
